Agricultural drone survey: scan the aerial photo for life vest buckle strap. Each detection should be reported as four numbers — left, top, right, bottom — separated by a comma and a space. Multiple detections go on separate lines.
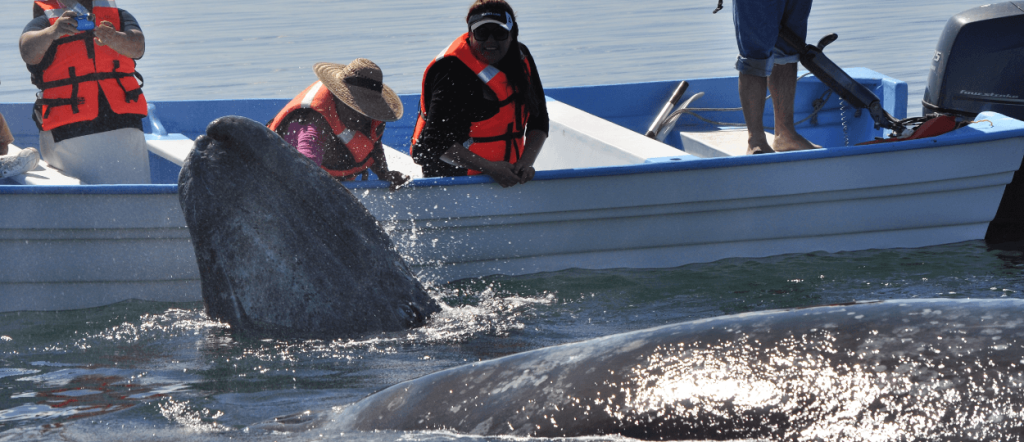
38, 97, 86, 118
69, 67, 80, 114
497, 94, 517, 107
37, 71, 136, 90
503, 122, 516, 163
57, 32, 92, 45
465, 131, 525, 143
323, 155, 376, 179
124, 72, 145, 103
85, 34, 95, 60
124, 89, 142, 103
109, 62, 144, 103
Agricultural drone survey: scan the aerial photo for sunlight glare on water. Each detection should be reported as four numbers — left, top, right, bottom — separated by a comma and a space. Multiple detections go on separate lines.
614, 303, 1024, 440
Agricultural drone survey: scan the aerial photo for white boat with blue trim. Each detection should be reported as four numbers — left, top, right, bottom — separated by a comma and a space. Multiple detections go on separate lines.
2, 65, 1023, 312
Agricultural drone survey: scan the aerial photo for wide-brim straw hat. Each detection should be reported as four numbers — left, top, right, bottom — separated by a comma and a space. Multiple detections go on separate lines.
313, 59, 403, 122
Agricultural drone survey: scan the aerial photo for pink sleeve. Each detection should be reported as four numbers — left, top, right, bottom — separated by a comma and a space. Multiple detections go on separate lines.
282, 121, 327, 166
0, 113, 13, 146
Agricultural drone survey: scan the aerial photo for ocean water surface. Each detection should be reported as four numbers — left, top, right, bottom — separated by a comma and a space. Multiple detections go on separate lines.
0, 0, 999, 112
2, 0, 1022, 440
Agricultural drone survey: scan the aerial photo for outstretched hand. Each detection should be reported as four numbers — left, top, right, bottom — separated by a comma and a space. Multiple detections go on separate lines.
512, 162, 535, 184
380, 170, 411, 191
482, 161, 521, 188
93, 21, 118, 47
50, 11, 80, 39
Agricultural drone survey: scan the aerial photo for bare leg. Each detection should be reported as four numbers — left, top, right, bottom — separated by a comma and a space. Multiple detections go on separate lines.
768, 62, 820, 152
738, 72, 773, 155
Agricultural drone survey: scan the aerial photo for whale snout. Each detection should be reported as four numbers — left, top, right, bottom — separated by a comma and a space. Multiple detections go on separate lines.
206, 116, 246, 144
193, 135, 212, 152
178, 114, 438, 339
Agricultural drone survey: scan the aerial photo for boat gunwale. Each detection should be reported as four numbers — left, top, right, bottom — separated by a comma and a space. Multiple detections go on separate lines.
2, 110, 1021, 195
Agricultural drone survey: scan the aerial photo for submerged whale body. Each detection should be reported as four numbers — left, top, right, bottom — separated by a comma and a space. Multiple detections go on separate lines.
178, 116, 440, 338
329, 298, 1024, 440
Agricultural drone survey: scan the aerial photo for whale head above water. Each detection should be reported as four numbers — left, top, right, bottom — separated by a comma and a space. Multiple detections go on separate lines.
178, 116, 440, 338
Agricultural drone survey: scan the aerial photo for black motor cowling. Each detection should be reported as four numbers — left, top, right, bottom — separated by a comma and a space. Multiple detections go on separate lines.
924, 2, 1024, 243
923, 2, 1024, 118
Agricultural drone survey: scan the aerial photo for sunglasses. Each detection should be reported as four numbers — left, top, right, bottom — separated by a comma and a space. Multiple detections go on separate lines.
472, 24, 510, 42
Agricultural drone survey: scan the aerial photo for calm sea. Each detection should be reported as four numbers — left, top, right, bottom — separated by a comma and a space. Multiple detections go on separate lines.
0, 0, 998, 111
2, 1, 1022, 441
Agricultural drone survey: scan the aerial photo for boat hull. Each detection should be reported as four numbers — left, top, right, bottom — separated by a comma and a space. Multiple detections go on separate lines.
0, 189, 198, 311
4, 135, 1018, 312
2, 70, 1023, 312
362, 138, 1024, 283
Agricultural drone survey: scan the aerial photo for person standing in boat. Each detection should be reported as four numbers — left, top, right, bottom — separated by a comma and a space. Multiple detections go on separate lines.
19, 0, 149, 184
410, 0, 548, 188
730, 0, 820, 155
268, 59, 409, 189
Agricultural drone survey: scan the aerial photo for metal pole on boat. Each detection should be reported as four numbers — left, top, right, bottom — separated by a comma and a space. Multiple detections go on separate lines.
646, 81, 689, 139
778, 26, 906, 135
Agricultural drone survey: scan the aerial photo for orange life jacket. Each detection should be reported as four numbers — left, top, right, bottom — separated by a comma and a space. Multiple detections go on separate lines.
267, 81, 382, 179
32, 0, 147, 132
411, 33, 531, 175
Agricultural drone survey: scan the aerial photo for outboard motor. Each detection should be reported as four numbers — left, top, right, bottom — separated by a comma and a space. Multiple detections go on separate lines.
923, 2, 1024, 243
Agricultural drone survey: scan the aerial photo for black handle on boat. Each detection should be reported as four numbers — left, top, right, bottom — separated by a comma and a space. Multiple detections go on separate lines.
778, 26, 906, 135
646, 80, 689, 139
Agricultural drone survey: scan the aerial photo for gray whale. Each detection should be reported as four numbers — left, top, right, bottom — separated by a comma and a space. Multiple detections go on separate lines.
178, 116, 440, 338
329, 298, 1024, 440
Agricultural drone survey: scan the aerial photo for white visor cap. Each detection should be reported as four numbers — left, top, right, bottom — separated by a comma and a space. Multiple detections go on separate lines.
468, 11, 515, 32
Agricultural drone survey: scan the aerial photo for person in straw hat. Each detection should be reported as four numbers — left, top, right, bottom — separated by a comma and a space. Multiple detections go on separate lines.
268, 58, 409, 188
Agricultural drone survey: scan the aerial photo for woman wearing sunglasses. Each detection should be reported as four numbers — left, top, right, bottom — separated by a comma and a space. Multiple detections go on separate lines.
410, 0, 548, 188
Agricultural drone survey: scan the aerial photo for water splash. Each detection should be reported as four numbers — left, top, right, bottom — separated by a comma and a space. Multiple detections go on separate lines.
157, 398, 228, 433
1, 370, 169, 426
70, 308, 224, 349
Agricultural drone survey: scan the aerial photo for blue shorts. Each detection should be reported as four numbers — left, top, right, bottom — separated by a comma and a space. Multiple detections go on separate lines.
732, 0, 813, 77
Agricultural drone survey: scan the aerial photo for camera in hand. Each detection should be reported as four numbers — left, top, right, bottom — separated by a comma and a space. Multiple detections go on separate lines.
69, 3, 94, 31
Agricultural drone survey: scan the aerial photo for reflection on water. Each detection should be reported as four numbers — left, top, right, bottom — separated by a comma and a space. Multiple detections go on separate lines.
1, 372, 170, 425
